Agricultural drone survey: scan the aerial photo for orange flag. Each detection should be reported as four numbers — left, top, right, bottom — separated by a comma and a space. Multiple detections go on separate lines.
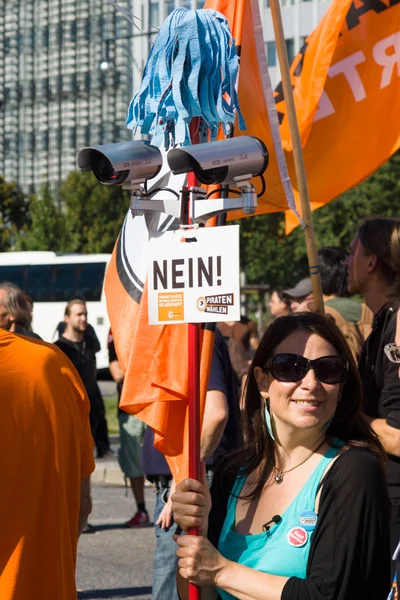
104, 173, 214, 483
204, 0, 297, 220
105, 1, 298, 483
282, 0, 400, 232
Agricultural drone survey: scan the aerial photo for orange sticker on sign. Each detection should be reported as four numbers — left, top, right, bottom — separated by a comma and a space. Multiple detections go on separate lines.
158, 292, 184, 322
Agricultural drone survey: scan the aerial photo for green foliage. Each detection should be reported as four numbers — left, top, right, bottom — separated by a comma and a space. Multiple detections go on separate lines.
14, 172, 129, 254
0, 176, 31, 251
239, 151, 400, 287
16, 184, 66, 251
60, 171, 129, 254
5, 149, 400, 283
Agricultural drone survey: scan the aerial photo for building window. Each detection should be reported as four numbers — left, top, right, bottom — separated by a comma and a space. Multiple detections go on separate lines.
69, 127, 77, 147
84, 126, 90, 147
57, 24, 64, 46
182, 0, 191, 7
266, 41, 276, 67
42, 26, 49, 48
196, 0, 205, 6
4, 138, 10, 154
4, 37, 11, 55
41, 131, 49, 151
285, 38, 295, 64
84, 20, 91, 41
27, 28, 35, 47
41, 78, 49, 97
150, 1, 159, 26
85, 72, 91, 92
69, 21, 77, 42
166, 1, 175, 14
18, 32, 23, 54
28, 134, 35, 152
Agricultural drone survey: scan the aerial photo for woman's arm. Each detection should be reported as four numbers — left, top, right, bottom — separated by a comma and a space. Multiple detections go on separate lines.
173, 470, 288, 600
175, 534, 288, 600
174, 450, 390, 600
282, 449, 391, 600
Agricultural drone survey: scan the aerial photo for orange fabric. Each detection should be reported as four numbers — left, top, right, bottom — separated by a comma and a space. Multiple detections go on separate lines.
105, 240, 214, 483
204, 0, 292, 218
283, 0, 400, 233
0, 330, 95, 600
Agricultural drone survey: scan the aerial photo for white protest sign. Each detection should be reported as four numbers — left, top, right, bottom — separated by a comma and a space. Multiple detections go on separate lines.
147, 225, 240, 325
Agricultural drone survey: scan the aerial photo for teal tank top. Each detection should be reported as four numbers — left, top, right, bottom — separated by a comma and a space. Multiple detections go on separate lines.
217, 443, 343, 600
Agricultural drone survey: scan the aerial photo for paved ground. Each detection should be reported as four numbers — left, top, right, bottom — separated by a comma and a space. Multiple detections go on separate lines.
76, 452, 157, 600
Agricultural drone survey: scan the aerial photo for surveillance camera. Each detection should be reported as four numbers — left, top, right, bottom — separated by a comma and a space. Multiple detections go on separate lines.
77, 141, 163, 186
167, 136, 268, 186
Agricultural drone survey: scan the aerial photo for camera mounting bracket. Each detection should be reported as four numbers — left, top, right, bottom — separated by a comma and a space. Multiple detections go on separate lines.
129, 180, 259, 223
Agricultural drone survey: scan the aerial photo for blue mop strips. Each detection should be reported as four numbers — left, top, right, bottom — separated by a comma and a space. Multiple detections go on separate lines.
126, 8, 245, 149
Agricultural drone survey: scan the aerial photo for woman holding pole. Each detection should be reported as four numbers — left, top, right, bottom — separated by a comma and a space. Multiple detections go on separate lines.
172, 313, 390, 599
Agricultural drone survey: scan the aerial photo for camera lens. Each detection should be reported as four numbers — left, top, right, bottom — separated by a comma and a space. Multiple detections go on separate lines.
89, 150, 129, 185
196, 165, 228, 185
96, 155, 115, 181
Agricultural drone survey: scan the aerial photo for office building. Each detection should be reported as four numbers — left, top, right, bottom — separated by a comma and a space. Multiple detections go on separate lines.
0, 0, 331, 194
0, 0, 134, 195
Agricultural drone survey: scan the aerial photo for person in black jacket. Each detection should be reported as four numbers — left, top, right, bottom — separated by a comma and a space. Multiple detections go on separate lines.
171, 313, 390, 600
345, 217, 400, 557
54, 299, 105, 452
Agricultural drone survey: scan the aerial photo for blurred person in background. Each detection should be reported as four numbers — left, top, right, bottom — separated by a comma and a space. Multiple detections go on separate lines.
218, 316, 259, 381
269, 288, 292, 319
0, 282, 41, 339
283, 278, 315, 313
108, 329, 149, 527
56, 298, 112, 459
318, 246, 373, 361
345, 217, 400, 560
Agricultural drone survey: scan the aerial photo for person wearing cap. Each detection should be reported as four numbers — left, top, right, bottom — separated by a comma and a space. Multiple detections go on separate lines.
283, 278, 315, 313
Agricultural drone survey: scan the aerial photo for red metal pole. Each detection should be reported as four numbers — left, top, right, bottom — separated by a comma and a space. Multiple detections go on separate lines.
188, 120, 201, 600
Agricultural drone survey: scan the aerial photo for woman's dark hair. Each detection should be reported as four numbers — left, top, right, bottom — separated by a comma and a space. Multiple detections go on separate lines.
224, 312, 385, 499
317, 246, 349, 297
358, 217, 400, 298
272, 287, 291, 308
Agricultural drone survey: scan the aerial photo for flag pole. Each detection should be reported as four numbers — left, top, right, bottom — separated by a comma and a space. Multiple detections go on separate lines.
269, 0, 324, 313
187, 118, 202, 600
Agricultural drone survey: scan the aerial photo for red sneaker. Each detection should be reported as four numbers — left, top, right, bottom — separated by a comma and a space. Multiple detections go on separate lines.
124, 510, 150, 528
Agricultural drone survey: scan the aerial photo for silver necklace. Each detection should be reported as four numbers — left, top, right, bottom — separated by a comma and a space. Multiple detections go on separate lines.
273, 437, 326, 485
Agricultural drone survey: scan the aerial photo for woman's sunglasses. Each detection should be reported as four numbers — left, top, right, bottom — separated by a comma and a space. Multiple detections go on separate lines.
262, 353, 348, 384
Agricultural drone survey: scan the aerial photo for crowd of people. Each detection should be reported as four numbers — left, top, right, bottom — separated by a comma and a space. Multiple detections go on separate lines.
1, 216, 400, 600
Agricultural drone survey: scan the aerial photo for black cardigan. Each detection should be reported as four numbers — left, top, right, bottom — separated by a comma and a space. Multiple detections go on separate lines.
208, 448, 391, 600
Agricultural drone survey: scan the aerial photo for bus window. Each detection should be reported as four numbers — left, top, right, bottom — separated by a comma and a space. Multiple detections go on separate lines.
26, 265, 54, 302
0, 265, 26, 289
76, 263, 106, 301
53, 264, 78, 301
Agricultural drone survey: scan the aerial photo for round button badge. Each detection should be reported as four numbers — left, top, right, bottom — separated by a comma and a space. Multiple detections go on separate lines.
287, 527, 308, 547
299, 510, 318, 532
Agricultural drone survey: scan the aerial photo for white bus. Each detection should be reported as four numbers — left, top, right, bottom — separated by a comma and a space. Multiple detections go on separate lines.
0, 251, 111, 372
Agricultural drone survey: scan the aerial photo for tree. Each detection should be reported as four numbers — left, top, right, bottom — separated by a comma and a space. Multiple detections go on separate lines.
239, 150, 400, 287
60, 171, 129, 253
0, 176, 31, 251
16, 184, 66, 251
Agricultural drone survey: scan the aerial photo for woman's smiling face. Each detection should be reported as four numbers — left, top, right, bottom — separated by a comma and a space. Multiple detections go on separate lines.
254, 330, 341, 434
